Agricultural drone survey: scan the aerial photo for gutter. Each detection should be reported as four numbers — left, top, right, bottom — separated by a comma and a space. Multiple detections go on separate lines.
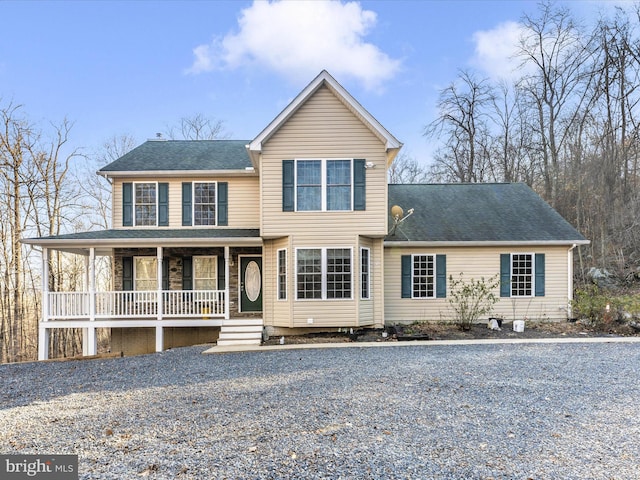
383, 240, 591, 247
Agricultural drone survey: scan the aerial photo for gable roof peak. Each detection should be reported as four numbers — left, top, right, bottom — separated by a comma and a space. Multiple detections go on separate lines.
247, 70, 402, 166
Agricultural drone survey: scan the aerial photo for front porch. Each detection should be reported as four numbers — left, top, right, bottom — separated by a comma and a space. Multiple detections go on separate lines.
25, 230, 264, 360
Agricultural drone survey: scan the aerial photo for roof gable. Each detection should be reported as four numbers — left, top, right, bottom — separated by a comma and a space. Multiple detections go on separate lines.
387, 183, 588, 244
98, 140, 252, 176
247, 70, 402, 166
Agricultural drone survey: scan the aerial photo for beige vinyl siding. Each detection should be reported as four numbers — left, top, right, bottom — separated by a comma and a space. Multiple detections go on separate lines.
263, 237, 292, 327
384, 245, 573, 324
358, 237, 384, 327
260, 85, 389, 238
112, 176, 260, 229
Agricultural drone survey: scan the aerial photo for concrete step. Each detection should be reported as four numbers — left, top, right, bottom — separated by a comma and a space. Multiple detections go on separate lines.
217, 338, 262, 346
219, 331, 263, 340
220, 325, 263, 334
222, 319, 264, 327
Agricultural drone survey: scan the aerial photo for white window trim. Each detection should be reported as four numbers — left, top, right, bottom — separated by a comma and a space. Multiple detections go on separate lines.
294, 158, 354, 212
295, 247, 353, 300
133, 181, 158, 227
411, 253, 436, 299
360, 247, 371, 300
133, 256, 157, 291
510, 252, 535, 298
193, 255, 218, 290
192, 181, 218, 227
277, 248, 287, 301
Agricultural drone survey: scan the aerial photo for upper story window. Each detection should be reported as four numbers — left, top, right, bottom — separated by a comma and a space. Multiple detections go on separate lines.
135, 183, 157, 226
123, 182, 168, 227
182, 181, 228, 227
296, 159, 352, 211
283, 159, 366, 212
193, 182, 217, 226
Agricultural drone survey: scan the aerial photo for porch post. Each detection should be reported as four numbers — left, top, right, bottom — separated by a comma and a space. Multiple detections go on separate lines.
38, 247, 50, 361
83, 248, 97, 356
224, 246, 230, 320
156, 247, 164, 352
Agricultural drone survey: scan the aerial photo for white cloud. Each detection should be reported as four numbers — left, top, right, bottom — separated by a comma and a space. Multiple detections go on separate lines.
470, 21, 528, 82
187, 0, 401, 91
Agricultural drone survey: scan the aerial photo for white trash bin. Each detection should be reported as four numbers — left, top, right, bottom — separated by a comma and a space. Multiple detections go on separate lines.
513, 320, 525, 332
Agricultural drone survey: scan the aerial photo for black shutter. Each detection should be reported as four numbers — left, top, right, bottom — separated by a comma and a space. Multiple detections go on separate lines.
401, 255, 412, 298
354, 159, 366, 211
218, 182, 228, 226
122, 183, 133, 226
217, 255, 226, 289
158, 183, 169, 226
436, 254, 446, 298
282, 160, 294, 211
162, 258, 169, 290
535, 253, 545, 297
500, 254, 511, 297
182, 256, 193, 290
182, 182, 192, 226
122, 257, 133, 291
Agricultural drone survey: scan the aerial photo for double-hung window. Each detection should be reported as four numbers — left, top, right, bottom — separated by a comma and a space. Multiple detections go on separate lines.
193, 182, 217, 226
296, 248, 352, 300
360, 248, 370, 300
135, 183, 157, 226
296, 159, 352, 211
511, 253, 532, 297
134, 257, 157, 291
193, 256, 217, 290
412, 254, 435, 298
277, 249, 287, 300
500, 253, 545, 297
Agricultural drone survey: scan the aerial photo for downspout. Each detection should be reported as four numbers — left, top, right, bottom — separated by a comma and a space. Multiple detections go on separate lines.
567, 244, 577, 319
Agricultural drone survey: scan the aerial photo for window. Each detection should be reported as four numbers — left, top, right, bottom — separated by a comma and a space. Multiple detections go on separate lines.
296, 160, 322, 211
511, 253, 533, 297
296, 159, 352, 211
296, 248, 352, 300
277, 249, 287, 300
500, 253, 545, 298
135, 183, 157, 226
326, 160, 352, 210
327, 248, 351, 299
193, 182, 217, 226
193, 256, 217, 290
134, 257, 157, 291
297, 249, 322, 299
360, 248, 370, 300
412, 254, 435, 298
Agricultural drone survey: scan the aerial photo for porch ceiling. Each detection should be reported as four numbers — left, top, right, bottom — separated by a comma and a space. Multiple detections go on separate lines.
21, 228, 262, 255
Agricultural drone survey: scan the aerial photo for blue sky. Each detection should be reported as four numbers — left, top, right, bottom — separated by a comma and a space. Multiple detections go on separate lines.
0, 0, 621, 166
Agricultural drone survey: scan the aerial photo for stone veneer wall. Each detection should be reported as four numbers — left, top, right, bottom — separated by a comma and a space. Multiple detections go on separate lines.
110, 246, 262, 355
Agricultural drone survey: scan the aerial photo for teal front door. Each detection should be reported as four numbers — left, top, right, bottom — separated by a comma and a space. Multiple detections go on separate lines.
240, 256, 262, 312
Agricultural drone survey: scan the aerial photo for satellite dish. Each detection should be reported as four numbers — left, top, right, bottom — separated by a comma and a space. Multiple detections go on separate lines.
391, 205, 404, 220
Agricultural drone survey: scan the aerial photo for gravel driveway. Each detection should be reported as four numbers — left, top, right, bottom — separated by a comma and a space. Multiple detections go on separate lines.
1, 341, 639, 479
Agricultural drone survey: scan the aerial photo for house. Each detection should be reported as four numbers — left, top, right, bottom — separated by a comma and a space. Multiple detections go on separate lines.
22, 71, 588, 360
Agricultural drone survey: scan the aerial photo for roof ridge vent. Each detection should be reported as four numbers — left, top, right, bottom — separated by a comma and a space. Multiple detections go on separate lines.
149, 133, 167, 141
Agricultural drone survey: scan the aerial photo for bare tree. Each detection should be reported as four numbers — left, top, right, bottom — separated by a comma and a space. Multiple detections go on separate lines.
388, 152, 430, 184
164, 113, 230, 140
425, 71, 495, 183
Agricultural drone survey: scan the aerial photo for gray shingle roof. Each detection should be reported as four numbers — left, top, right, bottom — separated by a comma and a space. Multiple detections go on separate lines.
387, 183, 587, 243
98, 140, 252, 173
23, 229, 260, 242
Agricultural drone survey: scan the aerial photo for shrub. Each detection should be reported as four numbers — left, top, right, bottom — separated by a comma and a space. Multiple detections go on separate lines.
448, 274, 499, 330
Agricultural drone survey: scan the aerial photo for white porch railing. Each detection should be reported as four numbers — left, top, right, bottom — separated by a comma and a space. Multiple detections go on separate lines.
47, 290, 226, 320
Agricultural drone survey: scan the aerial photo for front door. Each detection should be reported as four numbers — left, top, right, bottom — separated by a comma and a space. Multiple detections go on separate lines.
240, 256, 262, 312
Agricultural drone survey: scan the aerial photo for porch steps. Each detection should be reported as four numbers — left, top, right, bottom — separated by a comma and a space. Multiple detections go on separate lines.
217, 319, 264, 347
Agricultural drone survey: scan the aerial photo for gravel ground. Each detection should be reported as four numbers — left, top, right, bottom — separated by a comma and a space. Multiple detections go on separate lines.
1, 341, 640, 479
